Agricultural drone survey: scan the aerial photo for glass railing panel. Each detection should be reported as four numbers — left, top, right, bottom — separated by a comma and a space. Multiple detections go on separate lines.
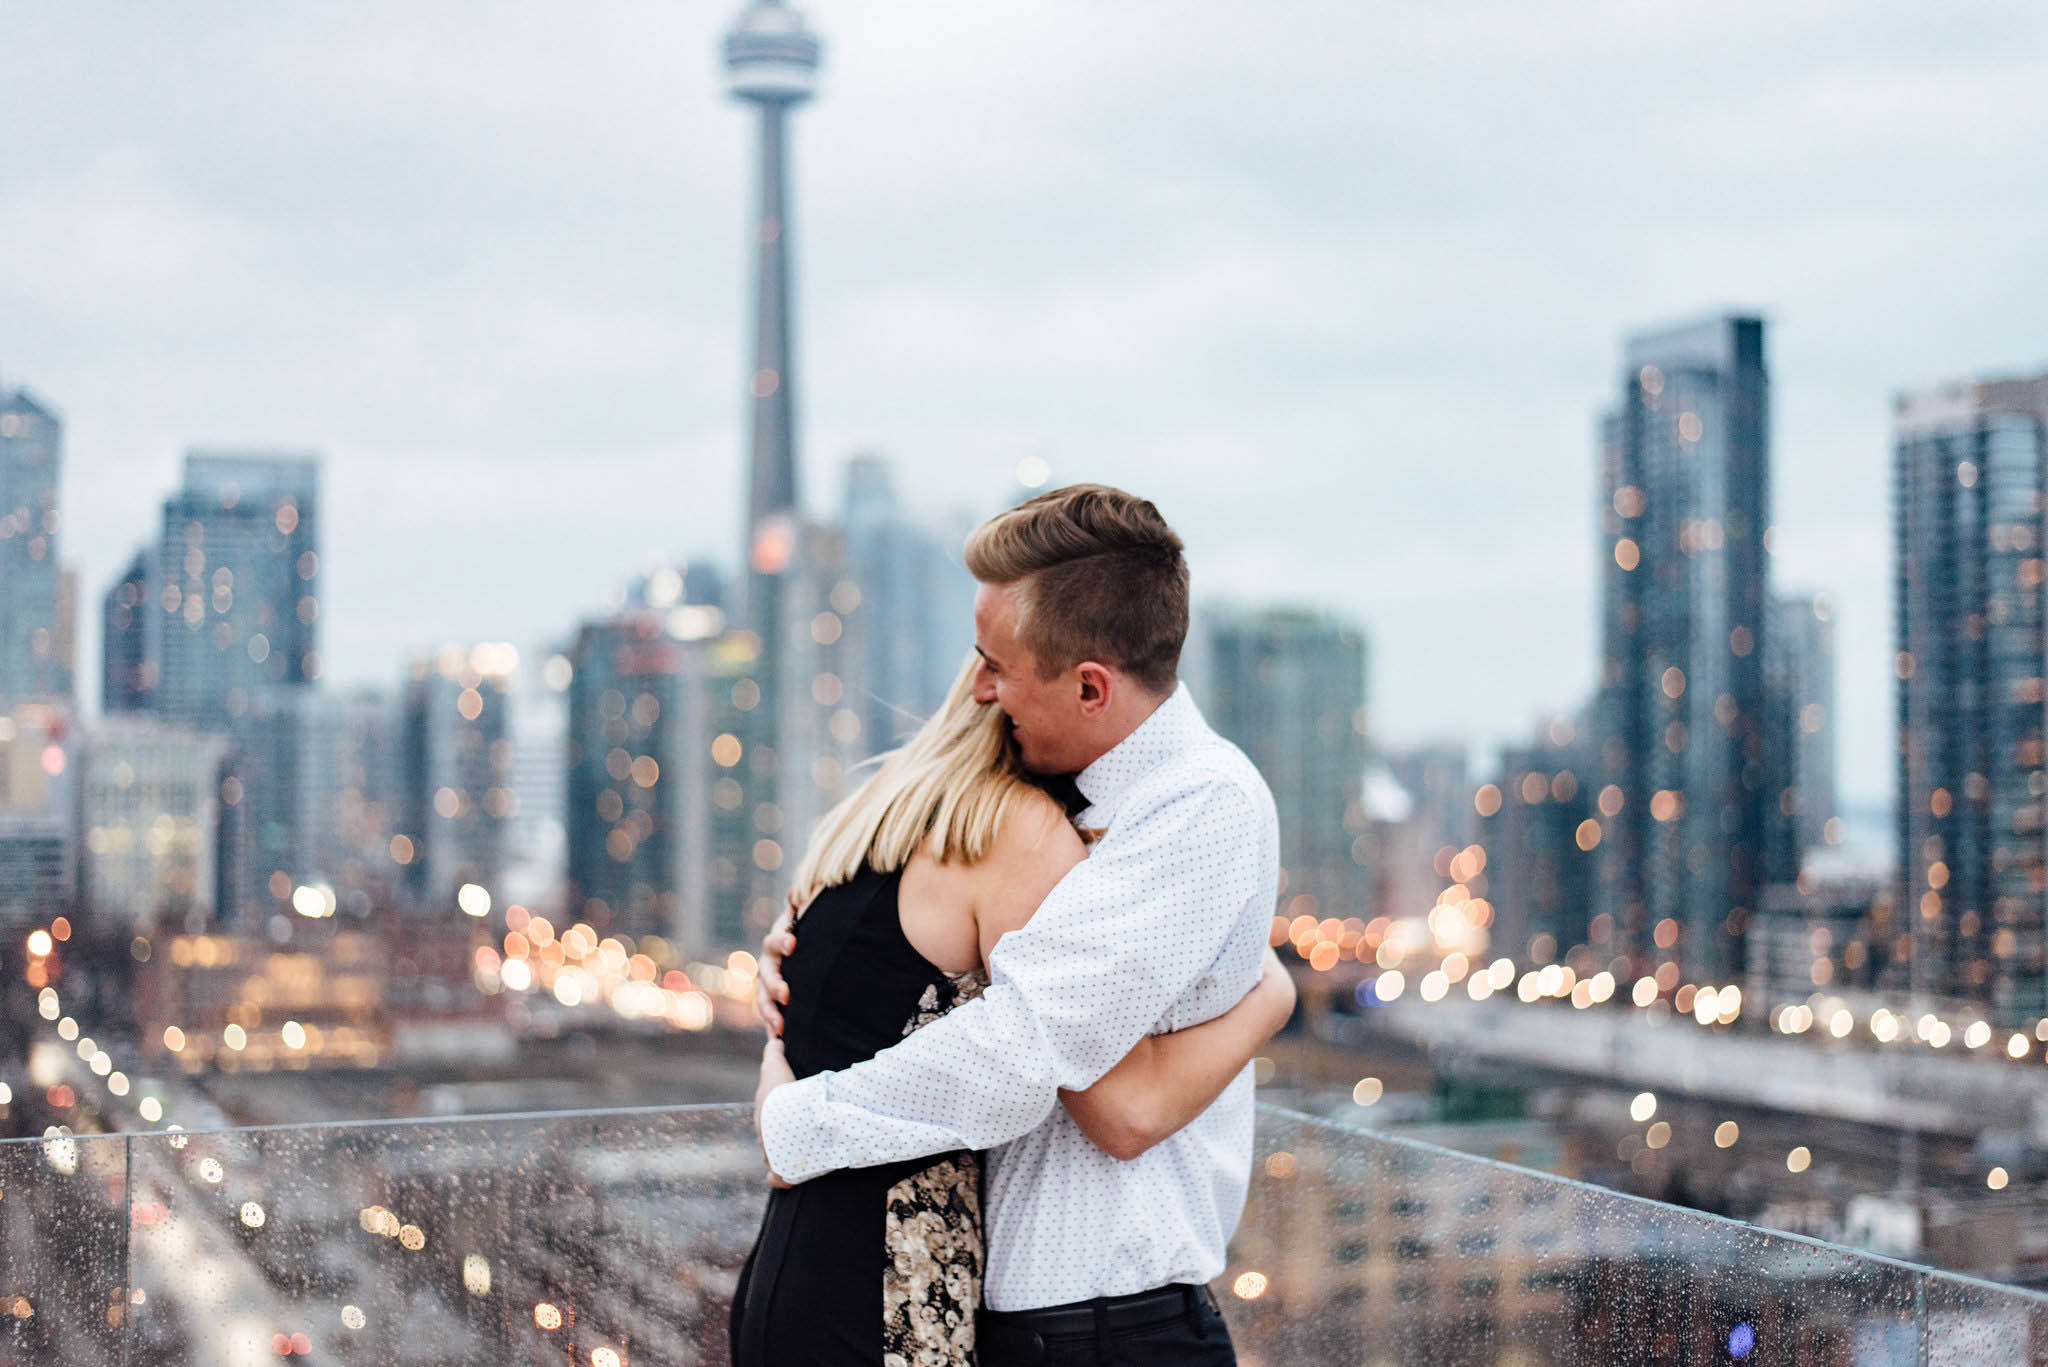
1918, 1269, 2048, 1365
1225, 1107, 1940, 1366
10, 1102, 2048, 1363
0, 1130, 131, 1367
120, 1105, 764, 1366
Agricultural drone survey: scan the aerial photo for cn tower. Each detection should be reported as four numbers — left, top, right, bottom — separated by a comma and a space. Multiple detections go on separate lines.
723, 0, 821, 600
722, 0, 821, 942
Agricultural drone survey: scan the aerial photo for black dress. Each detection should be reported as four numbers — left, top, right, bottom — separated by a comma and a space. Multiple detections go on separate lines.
730, 864, 985, 1366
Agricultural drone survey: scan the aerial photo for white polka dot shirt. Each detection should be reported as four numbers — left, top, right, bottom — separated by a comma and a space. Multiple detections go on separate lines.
760, 684, 1280, 1311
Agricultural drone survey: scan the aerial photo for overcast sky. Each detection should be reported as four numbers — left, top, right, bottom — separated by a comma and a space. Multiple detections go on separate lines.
6, 1, 2047, 806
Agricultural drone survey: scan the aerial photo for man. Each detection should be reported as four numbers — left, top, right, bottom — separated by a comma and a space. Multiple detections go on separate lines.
755, 484, 1279, 1365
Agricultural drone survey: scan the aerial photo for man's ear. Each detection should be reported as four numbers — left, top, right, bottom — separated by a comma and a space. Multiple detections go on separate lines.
1075, 661, 1113, 716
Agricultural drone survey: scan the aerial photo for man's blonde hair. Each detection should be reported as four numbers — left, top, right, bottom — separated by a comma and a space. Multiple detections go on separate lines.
964, 484, 1188, 693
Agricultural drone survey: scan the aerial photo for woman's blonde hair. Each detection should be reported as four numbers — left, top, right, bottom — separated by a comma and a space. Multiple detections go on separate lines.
787, 652, 1038, 908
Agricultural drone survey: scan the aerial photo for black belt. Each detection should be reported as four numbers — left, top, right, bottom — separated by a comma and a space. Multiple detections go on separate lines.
980, 1283, 1215, 1341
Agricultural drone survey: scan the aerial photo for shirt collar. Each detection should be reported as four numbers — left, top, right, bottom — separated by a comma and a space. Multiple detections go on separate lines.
1073, 683, 1203, 819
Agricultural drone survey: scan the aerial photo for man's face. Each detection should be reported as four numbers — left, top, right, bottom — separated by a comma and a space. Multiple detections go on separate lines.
972, 581, 1081, 774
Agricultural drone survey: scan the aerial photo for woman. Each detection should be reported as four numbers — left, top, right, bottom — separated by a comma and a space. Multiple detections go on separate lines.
729, 657, 1296, 1367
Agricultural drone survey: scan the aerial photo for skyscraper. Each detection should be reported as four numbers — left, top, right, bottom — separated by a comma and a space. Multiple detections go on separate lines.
399, 646, 515, 915
1594, 314, 1783, 981
227, 687, 342, 922
153, 452, 321, 729
761, 520, 865, 896
330, 685, 406, 914
0, 385, 69, 703
506, 653, 570, 914
1482, 718, 1599, 967
841, 453, 977, 749
1892, 372, 2048, 1022
103, 549, 156, 713
1375, 742, 1475, 921
78, 718, 232, 930
0, 701, 77, 931
1766, 592, 1839, 862
564, 611, 709, 945
1203, 604, 1371, 921
53, 568, 77, 697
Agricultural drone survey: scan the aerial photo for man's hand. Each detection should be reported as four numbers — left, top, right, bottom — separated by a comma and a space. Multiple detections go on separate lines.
754, 892, 800, 1036
755, 1038, 797, 1188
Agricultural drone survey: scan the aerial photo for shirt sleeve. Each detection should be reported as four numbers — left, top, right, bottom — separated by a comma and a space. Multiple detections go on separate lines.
759, 770, 1267, 1183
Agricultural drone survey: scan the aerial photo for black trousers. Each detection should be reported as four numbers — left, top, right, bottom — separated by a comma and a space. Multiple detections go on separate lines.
978, 1285, 1236, 1367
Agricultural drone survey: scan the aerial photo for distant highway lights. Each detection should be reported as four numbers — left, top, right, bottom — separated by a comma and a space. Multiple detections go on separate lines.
458, 883, 492, 918
290, 884, 336, 919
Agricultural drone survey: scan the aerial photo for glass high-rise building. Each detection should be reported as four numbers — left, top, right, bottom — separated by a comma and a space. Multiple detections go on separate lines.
565, 612, 711, 946
0, 386, 69, 704
756, 522, 864, 929
1203, 604, 1370, 921
1595, 314, 1787, 982
153, 452, 320, 730
1483, 718, 1598, 967
1892, 372, 2048, 1022
78, 718, 232, 931
103, 549, 157, 713
841, 453, 977, 751
1766, 592, 1839, 864
330, 685, 406, 914
399, 648, 514, 915
506, 654, 570, 913
0, 700, 77, 931
227, 688, 341, 922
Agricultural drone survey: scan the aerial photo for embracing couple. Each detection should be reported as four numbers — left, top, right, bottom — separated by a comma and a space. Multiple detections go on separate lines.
732, 484, 1294, 1366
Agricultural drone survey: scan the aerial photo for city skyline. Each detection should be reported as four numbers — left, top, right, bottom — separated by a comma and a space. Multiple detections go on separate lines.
6, 4, 2048, 806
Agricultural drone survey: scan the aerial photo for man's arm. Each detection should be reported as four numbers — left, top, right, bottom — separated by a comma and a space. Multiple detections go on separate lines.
759, 771, 1268, 1184
1060, 945, 1295, 1161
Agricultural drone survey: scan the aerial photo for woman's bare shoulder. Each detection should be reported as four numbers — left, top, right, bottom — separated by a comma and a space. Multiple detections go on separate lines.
973, 787, 1085, 906
993, 785, 1085, 859
970, 786, 1086, 949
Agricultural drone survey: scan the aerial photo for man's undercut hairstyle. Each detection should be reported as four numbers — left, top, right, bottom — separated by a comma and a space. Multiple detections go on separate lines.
964, 483, 1189, 694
